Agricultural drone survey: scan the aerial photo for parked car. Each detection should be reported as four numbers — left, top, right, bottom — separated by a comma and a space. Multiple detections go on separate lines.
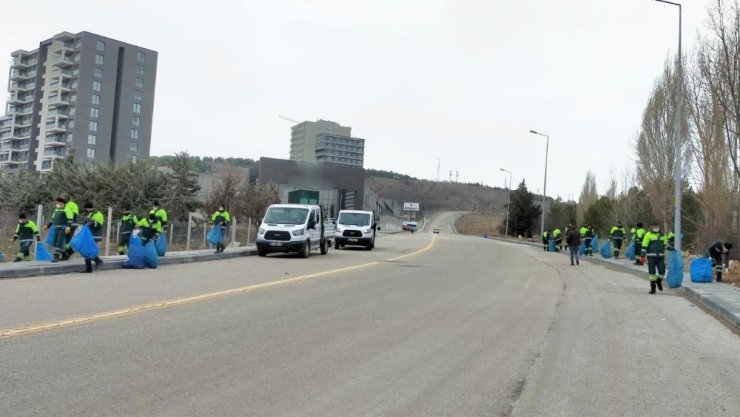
256, 204, 333, 258
334, 210, 379, 250
433, 226, 440, 234
402, 221, 418, 231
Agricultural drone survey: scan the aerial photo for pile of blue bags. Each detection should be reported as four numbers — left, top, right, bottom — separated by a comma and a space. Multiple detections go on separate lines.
667, 251, 684, 288
590, 236, 599, 254
600, 241, 612, 258
625, 242, 636, 260
35, 243, 53, 262
690, 257, 713, 283
156, 234, 167, 257
70, 225, 99, 259
578, 242, 585, 256
207, 226, 224, 246
124, 235, 158, 269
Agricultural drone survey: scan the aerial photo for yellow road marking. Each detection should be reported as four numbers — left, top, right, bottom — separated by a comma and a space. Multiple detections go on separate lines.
0, 235, 438, 340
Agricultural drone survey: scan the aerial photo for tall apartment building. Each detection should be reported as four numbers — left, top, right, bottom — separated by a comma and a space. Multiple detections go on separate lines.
289, 119, 365, 168
0, 31, 157, 173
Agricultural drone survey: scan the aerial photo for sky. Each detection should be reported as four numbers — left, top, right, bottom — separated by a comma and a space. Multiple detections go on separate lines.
0, 0, 719, 200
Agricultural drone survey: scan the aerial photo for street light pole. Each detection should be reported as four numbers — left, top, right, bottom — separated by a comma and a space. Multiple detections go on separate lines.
656, 0, 683, 254
500, 168, 512, 237
529, 130, 550, 238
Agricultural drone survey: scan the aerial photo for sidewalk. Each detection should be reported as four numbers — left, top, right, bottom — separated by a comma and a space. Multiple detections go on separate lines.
489, 236, 740, 329
0, 246, 258, 279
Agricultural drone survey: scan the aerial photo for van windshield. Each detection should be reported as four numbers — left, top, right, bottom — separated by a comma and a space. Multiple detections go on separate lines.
264, 208, 309, 225
338, 213, 371, 226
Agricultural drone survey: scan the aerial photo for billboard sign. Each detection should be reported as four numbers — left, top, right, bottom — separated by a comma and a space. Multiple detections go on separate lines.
404, 202, 420, 211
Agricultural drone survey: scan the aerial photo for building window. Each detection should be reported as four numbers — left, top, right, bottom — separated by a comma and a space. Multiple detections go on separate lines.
130, 142, 138, 153
96, 40, 105, 52
92, 94, 100, 105
94, 67, 103, 78
131, 129, 139, 140
95, 54, 104, 65
133, 103, 141, 114
89, 121, 98, 132
88, 134, 96, 145
86, 148, 95, 159
135, 78, 143, 88
137, 52, 145, 63
132, 115, 140, 127
92, 81, 101, 92
136, 65, 144, 76
66, 133, 74, 144
134, 90, 142, 101
90, 107, 99, 119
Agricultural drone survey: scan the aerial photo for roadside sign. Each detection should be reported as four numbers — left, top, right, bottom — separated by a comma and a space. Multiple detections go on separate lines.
404, 202, 420, 211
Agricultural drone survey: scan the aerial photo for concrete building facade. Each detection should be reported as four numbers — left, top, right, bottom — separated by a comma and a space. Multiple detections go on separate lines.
289, 119, 364, 168
0, 31, 157, 173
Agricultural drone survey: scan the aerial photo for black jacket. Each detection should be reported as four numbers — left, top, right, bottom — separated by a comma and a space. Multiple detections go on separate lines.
566, 229, 581, 247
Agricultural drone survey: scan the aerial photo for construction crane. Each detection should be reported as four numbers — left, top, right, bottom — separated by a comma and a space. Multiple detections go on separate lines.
278, 114, 302, 124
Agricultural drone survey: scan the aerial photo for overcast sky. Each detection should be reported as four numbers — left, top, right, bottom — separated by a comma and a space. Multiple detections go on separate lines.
0, 0, 717, 199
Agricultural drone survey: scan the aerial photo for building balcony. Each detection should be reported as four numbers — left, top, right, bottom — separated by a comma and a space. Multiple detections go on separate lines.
44, 136, 67, 146
9, 71, 35, 82
47, 109, 70, 119
50, 55, 74, 68
11, 59, 36, 69
45, 123, 67, 134
43, 149, 66, 159
16, 83, 36, 93
47, 96, 70, 108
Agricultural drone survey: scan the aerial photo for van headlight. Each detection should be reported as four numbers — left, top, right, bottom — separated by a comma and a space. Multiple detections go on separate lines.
364, 229, 372, 235
292, 229, 305, 236
258, 228, 265, 235
336, 226, 344, 233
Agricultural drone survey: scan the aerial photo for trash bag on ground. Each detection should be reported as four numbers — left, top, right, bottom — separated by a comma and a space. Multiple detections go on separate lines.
123, 236, 146, 269
70, 225, 99, 259
206, 226, 223, 246
548, 239, 556, 252
156, 235, 167, 256
600, 241, 612, 258
625, 242, 636, 260
690, 257, 713, 283
667, 250, 684, 288
143, 240, 159, 268
578, 242, 585, 256
35, 243, 53, 262
591, 237, 599, 254
45, 227, 56, 246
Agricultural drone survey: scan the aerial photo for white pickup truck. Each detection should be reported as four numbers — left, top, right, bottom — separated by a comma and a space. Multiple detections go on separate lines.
334, 210, 379, 250
256, 204, 334, 258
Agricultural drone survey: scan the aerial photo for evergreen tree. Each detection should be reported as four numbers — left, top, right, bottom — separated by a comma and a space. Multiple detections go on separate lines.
502, 180, 541, 238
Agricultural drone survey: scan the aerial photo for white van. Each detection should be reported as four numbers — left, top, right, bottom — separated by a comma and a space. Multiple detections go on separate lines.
334, 210, 379, 250
256, 204, 332, 258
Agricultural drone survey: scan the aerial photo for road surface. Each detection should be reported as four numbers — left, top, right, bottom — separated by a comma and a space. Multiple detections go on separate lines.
1, 212, 739, 416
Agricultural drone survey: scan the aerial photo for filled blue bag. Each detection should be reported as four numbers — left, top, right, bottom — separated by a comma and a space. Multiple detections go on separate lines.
578, 242, 585, 255
35, 242, 53, 262
548, 239, 556, 252
45, 227, 56, 246
591, 237, 599, 253
690, 257, 713, 283
123, 236, 146, 269
155, 235, 167, 256
600, 241, 612, 258
667, 250, 684, 288
143, 240, 159, 268
206, 226, 223, 245
625, 242, 636, 260
70, 225, 99, 259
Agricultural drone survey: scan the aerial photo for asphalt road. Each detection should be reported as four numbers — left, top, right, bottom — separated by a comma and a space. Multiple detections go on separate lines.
1, 212, 739, 417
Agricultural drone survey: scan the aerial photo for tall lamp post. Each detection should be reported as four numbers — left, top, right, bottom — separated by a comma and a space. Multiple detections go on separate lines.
655, 0, 683, 254
500, 168, 512, 237
529, 130, 550, 238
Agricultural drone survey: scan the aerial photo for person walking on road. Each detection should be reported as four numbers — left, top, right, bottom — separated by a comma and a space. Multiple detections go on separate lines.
610, 221, 626, 259
566, 224, 580, 266
12, 213, 40, 262
211, 203, 231, 253
706, 241, 733, 283
641, 222, 669, 294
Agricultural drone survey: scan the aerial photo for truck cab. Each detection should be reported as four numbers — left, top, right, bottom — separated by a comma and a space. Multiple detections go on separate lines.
334, 210, 379, 250
256, 204, 331, 258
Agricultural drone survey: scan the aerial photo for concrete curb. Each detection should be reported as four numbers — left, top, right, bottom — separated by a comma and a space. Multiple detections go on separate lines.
486, 236, 740, 330
0, 248, 258, 280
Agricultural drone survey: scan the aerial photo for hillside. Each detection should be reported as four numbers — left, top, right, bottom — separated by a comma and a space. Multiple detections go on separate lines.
366, 177, 512, 215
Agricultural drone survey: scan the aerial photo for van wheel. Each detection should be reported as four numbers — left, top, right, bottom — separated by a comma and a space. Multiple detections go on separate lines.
320, 239, 329, 255
300, 241, 310, 258
258, 250, 267, 257
334, 240, 340, 250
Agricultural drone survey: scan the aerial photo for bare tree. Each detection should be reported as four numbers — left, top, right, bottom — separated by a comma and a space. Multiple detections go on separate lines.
577, 171, 598, 225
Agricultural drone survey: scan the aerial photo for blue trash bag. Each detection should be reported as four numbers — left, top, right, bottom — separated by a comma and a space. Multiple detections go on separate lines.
45, 227, 56, 246
155, 235, 167, 256
206, 226, 223, 245
625, 242, 636, 260
591, 237, 599, 253
600, 241, 612, 258
578, 242, 585, 255
35, 242, 53, 262
123, 236, 146, 269
690, 257, 714, 283
143, 240, 159, 268
70, 225, 99, 259
667, 250, 684, 288
548, 239, 556, 252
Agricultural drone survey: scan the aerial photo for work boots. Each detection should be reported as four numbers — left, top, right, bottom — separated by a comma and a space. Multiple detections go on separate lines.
656, 279, 664, 292
649, 281, 657, 294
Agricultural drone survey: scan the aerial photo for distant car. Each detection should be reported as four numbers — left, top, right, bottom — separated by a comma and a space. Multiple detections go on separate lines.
433, 227, 440, 234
